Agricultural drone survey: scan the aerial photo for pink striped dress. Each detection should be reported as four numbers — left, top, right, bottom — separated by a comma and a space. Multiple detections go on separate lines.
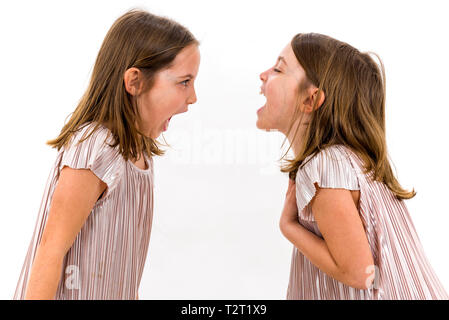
287, 144, 449, 300
13, 122, 154, 300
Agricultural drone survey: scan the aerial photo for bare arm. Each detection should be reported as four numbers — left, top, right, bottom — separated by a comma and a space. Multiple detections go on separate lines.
280, 180, 374, 290
24, 167, 107, 299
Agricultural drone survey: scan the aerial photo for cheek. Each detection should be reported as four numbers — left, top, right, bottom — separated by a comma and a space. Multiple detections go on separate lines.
160, 84, 185, 104
163, 88, 187, 115
137, 91, 155, 117
143, 87, 181, 118
268, 79, 297, 113
266, 79, 285, 115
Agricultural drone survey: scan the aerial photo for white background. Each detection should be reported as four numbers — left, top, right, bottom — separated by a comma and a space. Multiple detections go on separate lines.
1, 0, 448, 299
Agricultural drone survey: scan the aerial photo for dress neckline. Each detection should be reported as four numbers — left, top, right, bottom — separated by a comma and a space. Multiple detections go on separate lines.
128, 152, 152, 173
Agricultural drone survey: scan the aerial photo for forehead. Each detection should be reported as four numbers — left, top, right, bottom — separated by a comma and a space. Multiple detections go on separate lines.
278, 42, 306, 81
279, 43, 299, 67
167, 44, 200, 75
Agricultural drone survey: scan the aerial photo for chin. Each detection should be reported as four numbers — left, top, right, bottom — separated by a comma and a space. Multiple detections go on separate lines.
256, 119, 270, 131
256, 114, 271, 130
145, 130, 159, 139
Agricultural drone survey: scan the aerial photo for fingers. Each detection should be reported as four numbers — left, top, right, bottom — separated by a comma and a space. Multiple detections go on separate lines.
286, 178, 296, 196
288, 177, 295, 190
288, 178, 295, 186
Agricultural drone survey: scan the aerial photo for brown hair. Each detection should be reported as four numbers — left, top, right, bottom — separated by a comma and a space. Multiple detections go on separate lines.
47, 9, 199, 160
281, 33, 416, 200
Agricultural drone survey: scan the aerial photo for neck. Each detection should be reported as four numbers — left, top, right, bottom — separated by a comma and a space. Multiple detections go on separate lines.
284, 120, 309, 157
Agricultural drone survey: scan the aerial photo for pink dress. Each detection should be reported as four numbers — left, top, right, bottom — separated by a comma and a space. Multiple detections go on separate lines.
13, 122, 154, 299
287, 144, 449, 299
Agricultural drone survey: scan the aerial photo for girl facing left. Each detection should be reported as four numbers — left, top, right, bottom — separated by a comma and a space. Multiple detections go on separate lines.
13, 9, 200, 300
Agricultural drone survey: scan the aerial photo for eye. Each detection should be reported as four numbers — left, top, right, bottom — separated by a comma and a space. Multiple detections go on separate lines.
180, 79, 191, 86
273, 68, 281, 73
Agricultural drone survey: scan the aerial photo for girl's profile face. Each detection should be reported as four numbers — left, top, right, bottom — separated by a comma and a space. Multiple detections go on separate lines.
135, 44, 201, 139
257, 42, 308, 134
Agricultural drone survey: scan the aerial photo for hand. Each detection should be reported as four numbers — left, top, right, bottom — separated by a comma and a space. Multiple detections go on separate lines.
280, 178, 299, 228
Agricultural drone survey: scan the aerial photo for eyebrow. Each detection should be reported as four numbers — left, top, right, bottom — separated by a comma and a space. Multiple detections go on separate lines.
277, 56, 287, 66
178, 74, 195, 79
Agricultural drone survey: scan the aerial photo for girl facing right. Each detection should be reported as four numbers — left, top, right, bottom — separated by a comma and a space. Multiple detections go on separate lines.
13, 9, 200, 300
257, 33, 448, 299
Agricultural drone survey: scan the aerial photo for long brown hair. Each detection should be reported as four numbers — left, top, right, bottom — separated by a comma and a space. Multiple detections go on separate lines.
281, 33, 416, 200
47, 9, 199, 160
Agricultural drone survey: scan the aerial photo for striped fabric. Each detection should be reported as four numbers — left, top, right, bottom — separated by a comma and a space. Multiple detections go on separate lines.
287, 144, 449, 299
13, 122, 154, 299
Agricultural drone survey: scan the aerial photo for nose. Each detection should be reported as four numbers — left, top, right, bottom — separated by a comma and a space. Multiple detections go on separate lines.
260, 69, 268, 82
187, 87, 197, 105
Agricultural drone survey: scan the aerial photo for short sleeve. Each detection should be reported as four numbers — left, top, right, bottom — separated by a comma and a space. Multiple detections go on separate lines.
58, 123, 125, 199
295, 145, 360, 214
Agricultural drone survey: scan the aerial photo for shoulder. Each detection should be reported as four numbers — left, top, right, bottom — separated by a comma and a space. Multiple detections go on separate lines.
59, 121, 122, 170
300, 144, 354, 171
296, 144, 358, 185
59, 122, 124, 196
66, 122, 114, 150
295, 144, 360, 214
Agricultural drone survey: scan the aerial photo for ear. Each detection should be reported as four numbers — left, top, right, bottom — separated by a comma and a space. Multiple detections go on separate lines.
123, 67, 144, 96
302, 87, 325, 113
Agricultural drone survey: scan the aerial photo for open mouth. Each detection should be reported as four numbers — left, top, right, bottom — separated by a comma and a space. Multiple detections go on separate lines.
163, 117, 172, 131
